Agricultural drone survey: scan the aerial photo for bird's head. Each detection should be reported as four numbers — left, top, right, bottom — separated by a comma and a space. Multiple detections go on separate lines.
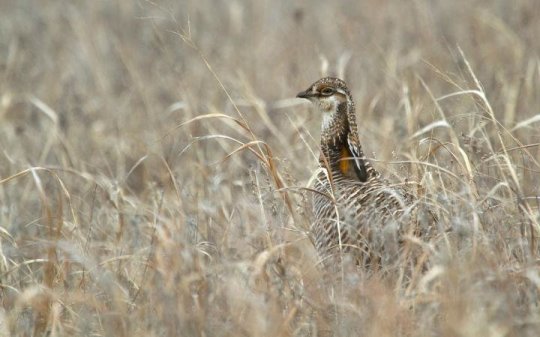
297, 77, 353, 130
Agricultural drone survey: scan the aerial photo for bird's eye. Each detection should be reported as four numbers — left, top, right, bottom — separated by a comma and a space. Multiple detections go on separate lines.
320, 87, 335, 96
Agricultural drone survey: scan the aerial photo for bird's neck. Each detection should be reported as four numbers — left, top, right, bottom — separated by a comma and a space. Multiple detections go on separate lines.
319, 104, 351, 172
319, 102, 379, 181
320, 109, 348, 145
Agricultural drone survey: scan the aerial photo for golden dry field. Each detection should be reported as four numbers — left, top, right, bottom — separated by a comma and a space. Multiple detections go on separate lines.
1, 1, 539, 336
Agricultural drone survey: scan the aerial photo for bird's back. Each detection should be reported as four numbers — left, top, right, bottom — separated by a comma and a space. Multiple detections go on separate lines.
312, 163, 417, 269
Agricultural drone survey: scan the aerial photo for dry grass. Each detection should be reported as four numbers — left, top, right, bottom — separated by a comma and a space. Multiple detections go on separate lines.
1, 0, 539, 336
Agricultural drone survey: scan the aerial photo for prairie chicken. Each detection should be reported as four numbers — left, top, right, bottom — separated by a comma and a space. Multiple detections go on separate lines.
297, 77, 418, 269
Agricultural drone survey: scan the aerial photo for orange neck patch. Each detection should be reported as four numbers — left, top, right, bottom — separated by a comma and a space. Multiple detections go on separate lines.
339, 147, 350, 175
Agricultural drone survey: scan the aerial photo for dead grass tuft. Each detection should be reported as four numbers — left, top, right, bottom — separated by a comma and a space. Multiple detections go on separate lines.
1, 1, 539, 336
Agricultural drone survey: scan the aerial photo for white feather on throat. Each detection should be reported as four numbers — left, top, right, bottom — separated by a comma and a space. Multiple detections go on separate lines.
317, 95, 340, 131
321, 111, 335, 131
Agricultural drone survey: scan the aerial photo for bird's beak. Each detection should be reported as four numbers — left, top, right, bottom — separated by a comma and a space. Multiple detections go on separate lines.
296, 90, 316, 99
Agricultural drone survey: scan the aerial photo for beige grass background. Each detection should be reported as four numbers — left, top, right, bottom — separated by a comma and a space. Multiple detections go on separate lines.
0, 1, 539, 336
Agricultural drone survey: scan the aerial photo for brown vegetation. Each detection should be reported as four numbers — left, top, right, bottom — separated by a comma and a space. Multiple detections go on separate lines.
0, 1, 539, 336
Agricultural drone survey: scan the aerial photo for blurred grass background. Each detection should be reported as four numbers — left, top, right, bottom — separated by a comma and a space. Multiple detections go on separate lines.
0, 0, 539, 336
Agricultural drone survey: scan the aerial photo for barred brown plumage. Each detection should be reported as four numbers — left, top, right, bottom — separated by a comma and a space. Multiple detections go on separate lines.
297, 77, 418, 269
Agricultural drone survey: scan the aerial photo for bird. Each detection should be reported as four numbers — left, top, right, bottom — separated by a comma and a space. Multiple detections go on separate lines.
296, 77, 418, 270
